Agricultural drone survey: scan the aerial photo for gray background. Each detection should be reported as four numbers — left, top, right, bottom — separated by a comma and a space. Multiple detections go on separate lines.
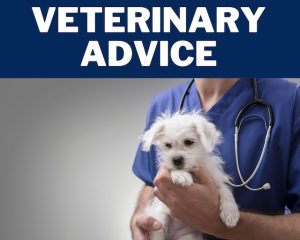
0, 78, 299, 240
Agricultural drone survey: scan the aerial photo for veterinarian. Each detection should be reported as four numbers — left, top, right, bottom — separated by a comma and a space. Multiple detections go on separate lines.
130, 78, 300, 240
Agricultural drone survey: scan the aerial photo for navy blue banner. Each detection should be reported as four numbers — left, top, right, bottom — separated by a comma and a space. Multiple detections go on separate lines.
0, 1, 299, 77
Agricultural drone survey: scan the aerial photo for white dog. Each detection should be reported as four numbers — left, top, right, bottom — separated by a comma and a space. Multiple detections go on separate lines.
142, 111, 239, 240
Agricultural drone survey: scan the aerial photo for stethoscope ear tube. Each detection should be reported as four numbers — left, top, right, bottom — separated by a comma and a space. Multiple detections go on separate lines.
235, 100, 274, 128
178, 79, 195, 112
227, 125, 272, 191
179, 78, 274, 191
230, 78, 274, 191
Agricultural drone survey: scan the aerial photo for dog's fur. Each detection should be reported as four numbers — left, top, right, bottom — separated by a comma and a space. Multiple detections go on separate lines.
142, 111, 239, 240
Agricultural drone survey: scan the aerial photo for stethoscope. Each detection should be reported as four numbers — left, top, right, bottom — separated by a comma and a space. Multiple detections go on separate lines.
179, 79, 274, 191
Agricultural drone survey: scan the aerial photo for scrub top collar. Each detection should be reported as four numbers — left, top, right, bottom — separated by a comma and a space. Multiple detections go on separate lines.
188, 78, 253, 121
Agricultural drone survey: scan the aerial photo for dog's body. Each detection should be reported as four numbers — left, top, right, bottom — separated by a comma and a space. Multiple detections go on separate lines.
142, 112, 239, 240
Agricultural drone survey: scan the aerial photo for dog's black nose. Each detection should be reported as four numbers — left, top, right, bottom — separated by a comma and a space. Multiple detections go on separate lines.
173, 156, 184, 167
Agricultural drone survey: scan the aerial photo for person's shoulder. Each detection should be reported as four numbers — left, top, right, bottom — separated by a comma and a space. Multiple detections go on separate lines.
259, 78, 298, 92
151, 80, 191, 109
258, 78, 299, 105
259, 78, 300, 127
153, 80, 191, 102
145, 80, 192, 125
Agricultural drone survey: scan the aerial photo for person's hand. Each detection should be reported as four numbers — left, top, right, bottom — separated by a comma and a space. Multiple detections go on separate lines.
153, 166, 225, 237
131, 212, 162, 240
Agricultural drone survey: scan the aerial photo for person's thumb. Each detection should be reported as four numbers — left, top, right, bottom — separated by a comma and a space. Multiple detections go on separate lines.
136, 214, 162, 231
192, 165, 215, 185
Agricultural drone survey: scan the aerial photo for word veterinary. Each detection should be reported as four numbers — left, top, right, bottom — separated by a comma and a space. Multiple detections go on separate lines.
32, 6, 265, 67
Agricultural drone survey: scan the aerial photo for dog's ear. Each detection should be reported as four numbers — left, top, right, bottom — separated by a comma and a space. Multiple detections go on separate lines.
142, 119, 165, 152
193, 116, 222, 153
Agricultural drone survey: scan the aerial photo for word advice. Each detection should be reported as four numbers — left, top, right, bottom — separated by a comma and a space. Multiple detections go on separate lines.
32, 6, 266, 67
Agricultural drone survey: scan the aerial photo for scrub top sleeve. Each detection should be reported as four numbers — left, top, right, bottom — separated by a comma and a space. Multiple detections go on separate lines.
286, 85, 300, 213
132, 97, 160, 186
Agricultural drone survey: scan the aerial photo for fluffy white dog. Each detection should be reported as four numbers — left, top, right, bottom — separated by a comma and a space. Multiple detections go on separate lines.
142, 111, 239, 240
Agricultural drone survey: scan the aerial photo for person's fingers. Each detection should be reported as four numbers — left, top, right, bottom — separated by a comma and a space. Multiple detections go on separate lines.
192, 165, 215, 185
153, 186, 167, 203
154, 167, 174, 189
136, 214, 162, 231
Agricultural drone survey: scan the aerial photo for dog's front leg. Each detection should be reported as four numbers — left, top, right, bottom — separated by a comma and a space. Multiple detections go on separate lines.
150, 213, 169, 240
218, 183, 240, 228
171, 170, 193, 187
205, 157, 240, 228
145, 198, 170, 240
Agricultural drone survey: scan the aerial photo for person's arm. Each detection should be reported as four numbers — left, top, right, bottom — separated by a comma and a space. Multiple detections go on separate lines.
154, 167, 300, 240
130, 185, 162, 240
218, 211, 300, 240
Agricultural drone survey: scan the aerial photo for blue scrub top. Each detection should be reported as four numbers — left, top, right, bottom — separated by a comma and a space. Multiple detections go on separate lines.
132, 79, 300, 234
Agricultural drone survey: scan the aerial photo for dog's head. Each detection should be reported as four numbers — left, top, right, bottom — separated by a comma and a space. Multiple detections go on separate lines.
142, 111, 222, 171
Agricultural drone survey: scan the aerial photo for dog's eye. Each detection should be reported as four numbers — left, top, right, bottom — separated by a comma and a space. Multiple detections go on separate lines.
184, 139, 194, 146
165, 143, 172, 149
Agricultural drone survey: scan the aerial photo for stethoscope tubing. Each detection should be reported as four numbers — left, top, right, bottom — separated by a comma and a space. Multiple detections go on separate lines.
179, 78, 274, 191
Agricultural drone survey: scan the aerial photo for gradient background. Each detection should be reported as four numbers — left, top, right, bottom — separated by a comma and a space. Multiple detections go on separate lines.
0, 78, 299, 240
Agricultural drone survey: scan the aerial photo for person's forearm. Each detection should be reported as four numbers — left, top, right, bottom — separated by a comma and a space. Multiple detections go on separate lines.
130, 185, 154, 223
216, 211, 300, 240
131, 185, 163, 240
130, 185, 155, 238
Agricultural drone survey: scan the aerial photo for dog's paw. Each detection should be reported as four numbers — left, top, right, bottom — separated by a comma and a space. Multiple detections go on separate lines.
171, 170, 193, 187
219, 202, 240, 228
